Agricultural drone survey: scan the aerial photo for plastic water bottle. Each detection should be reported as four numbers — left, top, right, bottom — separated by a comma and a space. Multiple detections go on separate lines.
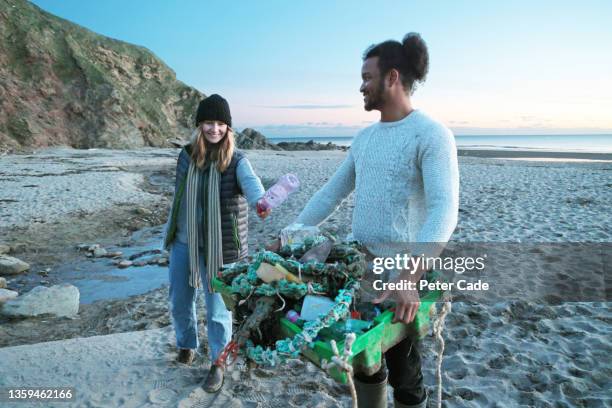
257, 173, 300, 213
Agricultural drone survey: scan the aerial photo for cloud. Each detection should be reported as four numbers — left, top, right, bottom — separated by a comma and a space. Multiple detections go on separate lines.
257, 104, 353, 109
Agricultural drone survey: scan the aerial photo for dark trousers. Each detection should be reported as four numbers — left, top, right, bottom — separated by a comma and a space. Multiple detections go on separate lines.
354, 333, 426, 405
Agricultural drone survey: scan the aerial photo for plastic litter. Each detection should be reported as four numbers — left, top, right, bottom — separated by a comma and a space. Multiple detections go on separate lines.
257, 173, 300, 213
299, 295, 336, 321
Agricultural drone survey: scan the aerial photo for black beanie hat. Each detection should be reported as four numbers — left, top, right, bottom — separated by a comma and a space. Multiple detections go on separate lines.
195, 94, 232, 128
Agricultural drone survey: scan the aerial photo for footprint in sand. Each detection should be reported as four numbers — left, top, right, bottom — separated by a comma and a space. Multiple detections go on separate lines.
148, 388, 178, 404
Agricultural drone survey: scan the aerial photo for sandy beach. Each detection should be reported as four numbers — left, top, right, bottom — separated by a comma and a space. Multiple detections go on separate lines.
0, 147, 610, 407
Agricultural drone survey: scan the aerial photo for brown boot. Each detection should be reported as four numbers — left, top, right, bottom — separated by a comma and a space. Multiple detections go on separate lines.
176, 349, 195, 365
202, 364, 224, 393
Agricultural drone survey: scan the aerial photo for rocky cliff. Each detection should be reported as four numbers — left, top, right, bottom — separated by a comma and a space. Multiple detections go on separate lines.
0, 0, 203, 152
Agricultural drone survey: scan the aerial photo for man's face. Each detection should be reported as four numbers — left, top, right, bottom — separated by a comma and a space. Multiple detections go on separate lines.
360, 57, 385, 111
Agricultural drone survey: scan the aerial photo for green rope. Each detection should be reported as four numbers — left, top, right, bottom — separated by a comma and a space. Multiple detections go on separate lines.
245, 280, 359, 367
217, 242, 366, 367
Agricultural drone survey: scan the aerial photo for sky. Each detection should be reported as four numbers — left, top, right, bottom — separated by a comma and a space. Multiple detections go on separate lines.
30, 0, 612, 137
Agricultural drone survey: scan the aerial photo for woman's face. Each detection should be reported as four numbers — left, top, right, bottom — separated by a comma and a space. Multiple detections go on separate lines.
201, 120, 228, 144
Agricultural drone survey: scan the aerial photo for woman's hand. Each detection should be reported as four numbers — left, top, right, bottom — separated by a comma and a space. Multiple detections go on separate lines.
256, 199, 272, 219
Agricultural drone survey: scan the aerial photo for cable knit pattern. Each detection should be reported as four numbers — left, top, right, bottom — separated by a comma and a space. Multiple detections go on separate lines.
296, 110, 459, 257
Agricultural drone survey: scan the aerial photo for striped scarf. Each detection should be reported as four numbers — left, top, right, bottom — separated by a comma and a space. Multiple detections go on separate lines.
186, 159, 223, 291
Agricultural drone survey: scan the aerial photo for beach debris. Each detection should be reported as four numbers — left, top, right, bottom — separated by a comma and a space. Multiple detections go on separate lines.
286, 310, 299, 323
0, 277, 6, 288
0, 288, 18, 303
216, 296, 278, 367
214, 239, 366, 369
0, 244, 10, 255
256, 173, 300, 215
256, 262, 301, 284
280, 223, 321, 248
246, 281, 359, 367
0, 254, 30, 275
299, 238, 333, 263
300, 295, 336, 321
322, 333, 358, 408
0, 284, 79, 318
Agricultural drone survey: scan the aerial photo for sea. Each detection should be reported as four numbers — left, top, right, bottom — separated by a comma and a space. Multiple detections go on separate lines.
267, 134, 612, 153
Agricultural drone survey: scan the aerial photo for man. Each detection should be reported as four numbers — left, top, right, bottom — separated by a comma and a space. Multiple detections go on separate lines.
292, 33, 459, 407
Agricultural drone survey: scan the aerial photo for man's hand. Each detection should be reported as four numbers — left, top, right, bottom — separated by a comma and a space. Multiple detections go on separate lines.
372, 280, 421, 324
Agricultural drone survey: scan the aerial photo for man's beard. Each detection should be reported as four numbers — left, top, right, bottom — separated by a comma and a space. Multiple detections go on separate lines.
364, 79, 385, 111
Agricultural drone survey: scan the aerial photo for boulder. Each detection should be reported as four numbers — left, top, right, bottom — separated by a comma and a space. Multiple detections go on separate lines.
93, 247, 108, 258
0, 255, 30, 275
0, 288, 18, 303
0, 277, 6, 288
0, 244, 10, 254
235, 128, 282, 150
0, 284, 80, 318
118, 260, 133, 268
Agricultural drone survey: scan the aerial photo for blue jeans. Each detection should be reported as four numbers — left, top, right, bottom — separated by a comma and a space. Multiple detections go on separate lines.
168, 241, 232, 361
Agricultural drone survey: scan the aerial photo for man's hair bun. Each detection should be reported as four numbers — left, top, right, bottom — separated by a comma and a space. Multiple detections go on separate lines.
402, 32, 429, 81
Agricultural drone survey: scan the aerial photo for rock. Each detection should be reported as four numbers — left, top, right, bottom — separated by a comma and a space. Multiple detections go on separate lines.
276, 140, 347, 151
118, 260, 133, 268
0, 284, 79, 318
0, 244, 10, 254
0, 277, 6, 288
0, 255, 30, 275
157, 257, 168, 266
134, 207, 152, 216
235, 128, 282, 150
93, 247, 108, 258
11, 243, 27, 253
0, 288, 18, 303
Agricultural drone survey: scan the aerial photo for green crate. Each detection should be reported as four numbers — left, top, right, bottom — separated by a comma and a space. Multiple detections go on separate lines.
212, 277, 443, 384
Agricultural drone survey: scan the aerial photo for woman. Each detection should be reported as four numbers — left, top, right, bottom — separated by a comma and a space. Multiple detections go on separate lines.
162, 94, 269, 393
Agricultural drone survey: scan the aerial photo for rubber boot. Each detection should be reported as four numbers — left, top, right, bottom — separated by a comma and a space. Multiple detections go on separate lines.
394, 394, 428, 408
355, 377, 387, 408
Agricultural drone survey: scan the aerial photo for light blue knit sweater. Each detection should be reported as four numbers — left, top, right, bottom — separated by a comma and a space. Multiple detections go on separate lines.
296, 110, 459, 257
